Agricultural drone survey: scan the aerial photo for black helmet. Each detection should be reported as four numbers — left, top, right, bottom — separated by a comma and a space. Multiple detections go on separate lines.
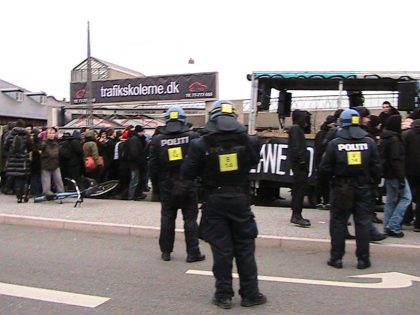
206, 100, 246, 133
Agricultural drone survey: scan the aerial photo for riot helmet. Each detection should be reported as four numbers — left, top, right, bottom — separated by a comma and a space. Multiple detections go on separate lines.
340, 109, 360, 128
165, 105, 186, 123
164, 105, 187, 133
206, 100, 246, 133
337, 109, 366, 139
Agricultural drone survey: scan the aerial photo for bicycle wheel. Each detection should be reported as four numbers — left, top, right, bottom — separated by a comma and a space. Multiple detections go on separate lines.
34, 195, 47, 203
88, 180, 119, 197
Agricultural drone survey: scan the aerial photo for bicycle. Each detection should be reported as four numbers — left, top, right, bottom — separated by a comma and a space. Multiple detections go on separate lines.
33, 178, 119, 207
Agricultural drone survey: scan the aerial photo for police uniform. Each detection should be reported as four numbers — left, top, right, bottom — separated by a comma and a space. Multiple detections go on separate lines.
149, 106, 204, 262
320, 109, 381, 269
181, 101, 266, 309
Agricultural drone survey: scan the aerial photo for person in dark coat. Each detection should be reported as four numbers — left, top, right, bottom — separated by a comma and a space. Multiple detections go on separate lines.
3, 119, 33, 202
126, 125, 147, 200
402, 119, 420, 231
1, 121, 17, 195
287, 109, 311, 227
101, 128, 118, 181
181, 100, 266, 309
379, 115, 412, 237
320, 109, 382, 269
59, 131, 84, 190
149, 105, 204, 263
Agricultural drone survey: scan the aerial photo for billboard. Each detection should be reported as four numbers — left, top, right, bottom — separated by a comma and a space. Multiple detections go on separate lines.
70, 72, 218, 104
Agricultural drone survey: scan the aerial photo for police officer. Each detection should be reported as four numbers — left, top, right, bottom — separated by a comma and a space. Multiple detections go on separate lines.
320, 109, 381, 269
181, 100, 267, 309
149, 105, 205, 263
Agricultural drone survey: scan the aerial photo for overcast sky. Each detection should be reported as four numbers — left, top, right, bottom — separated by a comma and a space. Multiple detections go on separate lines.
1, 0, 419, 102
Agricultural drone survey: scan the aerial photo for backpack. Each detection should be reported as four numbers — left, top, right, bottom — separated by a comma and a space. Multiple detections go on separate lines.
59, 140, 73, 160
9, 134, 25, 155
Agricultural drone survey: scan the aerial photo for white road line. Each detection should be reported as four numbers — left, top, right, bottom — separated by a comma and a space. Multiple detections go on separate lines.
0, 282, 110, 308
186, 270, 420, 289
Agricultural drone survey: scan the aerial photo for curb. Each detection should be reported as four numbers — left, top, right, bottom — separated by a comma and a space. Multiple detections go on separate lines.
1, 214, 420, 255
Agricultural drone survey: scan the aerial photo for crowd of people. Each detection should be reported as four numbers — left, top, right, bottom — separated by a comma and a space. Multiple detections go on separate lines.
311, 102, 420, 269
1, 121, 151, 202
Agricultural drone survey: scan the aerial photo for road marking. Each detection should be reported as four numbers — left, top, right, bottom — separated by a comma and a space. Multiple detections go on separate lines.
186, 270, 420, 289
0, 282, 110, 308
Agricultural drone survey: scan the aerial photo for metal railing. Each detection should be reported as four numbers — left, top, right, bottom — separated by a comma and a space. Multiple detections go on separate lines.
242, 92, 399, 112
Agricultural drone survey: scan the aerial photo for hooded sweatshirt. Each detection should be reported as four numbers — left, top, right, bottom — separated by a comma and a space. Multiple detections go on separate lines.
287, 110, 309, 169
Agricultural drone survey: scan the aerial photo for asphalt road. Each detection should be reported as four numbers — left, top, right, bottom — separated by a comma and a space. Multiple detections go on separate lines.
1, 225, 419, 315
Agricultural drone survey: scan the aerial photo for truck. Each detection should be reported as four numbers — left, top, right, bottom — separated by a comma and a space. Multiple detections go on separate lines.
247, 71, 420, 206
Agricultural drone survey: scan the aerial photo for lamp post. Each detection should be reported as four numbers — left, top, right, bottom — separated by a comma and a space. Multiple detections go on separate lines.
86, 21, 93, 128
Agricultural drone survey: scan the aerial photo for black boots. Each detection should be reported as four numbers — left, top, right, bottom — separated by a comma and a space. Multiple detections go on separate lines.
290, 216, 311, 227
186, 253, 206, 263
357, 258, 371, 270
212, 296, 232, 309
212, 293, 267, 309
161, 252, 171, 261
241, 293, 267, 307
327, 258, 343, 269
327, 258, 371, 269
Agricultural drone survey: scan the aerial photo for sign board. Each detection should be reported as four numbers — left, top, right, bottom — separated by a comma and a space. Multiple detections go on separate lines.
70, 72, 218, 104
250, 137, 315, 185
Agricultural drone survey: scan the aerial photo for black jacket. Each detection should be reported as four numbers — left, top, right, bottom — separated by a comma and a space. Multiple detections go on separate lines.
126, 133, 146, 170
288, 110, 309, 170
320, 128, 381, 184
379, 129, 405, 182
287, 125, 309, 170
149, 124, 198, 180
181, 116, 261, 187
4, 127, 32, 176
314, 122, 332, 167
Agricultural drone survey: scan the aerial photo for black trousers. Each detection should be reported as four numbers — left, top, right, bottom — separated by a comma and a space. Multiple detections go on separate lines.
291, 166, 308, 217
330, 185, 371, 260
201, 192, 260, 299
158, 180, 200, 255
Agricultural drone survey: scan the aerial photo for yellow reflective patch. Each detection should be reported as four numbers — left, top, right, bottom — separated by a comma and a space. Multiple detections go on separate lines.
347, 151, 361, 165
219, 153, 238, 172
170, 112, 179, 119
168, 147, 183, 161
352, 116, 360, 124
221, 103, 233, 114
